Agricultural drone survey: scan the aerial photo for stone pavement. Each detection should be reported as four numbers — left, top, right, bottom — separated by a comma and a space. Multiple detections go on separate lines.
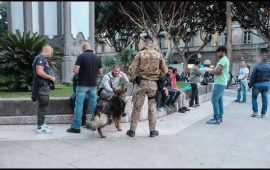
0, 89, 270, 168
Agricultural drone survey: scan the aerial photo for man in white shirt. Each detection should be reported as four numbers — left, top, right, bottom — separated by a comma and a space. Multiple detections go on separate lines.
234, 60, 249, 103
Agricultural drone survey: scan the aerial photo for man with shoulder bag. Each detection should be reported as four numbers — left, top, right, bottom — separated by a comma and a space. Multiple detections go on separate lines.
32, 44, 55, 134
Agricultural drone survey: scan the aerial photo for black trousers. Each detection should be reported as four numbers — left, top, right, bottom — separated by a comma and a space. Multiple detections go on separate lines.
190, 83, 199, 106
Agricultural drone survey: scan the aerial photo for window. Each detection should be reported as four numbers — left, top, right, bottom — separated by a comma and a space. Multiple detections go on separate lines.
243, 31, 251, 44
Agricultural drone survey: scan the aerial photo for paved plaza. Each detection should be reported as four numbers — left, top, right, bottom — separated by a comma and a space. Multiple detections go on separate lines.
0, 89, 270, 168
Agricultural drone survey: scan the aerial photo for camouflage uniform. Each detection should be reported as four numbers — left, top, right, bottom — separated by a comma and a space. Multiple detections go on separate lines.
129, 47, 168, 131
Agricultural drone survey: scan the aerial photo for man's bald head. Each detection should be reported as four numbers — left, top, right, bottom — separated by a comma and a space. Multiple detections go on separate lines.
82, 42, 91, 51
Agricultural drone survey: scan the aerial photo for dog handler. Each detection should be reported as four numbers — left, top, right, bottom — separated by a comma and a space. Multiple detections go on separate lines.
126, 35, 168, 137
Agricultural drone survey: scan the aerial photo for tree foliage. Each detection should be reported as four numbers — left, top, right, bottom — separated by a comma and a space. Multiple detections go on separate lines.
171, 1, 226, 67
0, 2, 7, 35
95, 1, 140, 52
232, 1, 270, 50
119, 1, 227, 68
114, 48, 135, 73
0, 31, 63, 91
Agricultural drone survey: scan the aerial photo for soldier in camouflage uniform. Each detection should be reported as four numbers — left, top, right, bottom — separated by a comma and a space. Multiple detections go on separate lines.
126, 35, 168, 137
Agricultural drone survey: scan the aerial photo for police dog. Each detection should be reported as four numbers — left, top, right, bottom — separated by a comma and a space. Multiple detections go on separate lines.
86, 88, 127, 138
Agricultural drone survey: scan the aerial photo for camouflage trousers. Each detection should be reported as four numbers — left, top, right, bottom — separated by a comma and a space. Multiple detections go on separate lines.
130, 80, 157, 131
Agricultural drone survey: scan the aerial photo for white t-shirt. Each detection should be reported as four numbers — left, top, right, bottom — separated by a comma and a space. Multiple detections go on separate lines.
238, 67, 249, 82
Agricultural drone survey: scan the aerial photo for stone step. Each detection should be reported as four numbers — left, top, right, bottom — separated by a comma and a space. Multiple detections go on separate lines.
0, 93, 212, 125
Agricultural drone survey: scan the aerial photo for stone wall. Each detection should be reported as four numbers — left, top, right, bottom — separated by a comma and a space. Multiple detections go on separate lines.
0, 84, 213, 125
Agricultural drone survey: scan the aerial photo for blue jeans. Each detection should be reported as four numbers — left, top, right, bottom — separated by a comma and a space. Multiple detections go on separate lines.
72, 86, 97, 129
236, 81, 247, 102
252, 86, 269, 115
211, 84, 226, 120
165, 89, 179, 105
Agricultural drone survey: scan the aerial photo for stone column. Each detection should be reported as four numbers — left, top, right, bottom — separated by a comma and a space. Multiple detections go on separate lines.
63, 1, 72, 56
23, 2, 32, 32
7, 2, 12, 32
57, 1, 62, 36
89, 2, 95, 50
38, 2, 44, 34
61, 1, 74, 83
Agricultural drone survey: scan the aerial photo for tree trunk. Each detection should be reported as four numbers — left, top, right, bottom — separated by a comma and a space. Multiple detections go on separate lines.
226, 1, 233, 73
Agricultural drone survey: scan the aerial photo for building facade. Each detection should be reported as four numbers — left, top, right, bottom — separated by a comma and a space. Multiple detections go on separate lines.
7, 1, 95, 83
96, 22, 269, 76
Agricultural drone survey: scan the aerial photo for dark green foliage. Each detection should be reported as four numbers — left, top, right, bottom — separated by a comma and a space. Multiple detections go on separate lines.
95, 1, 140, 52
0, 2, 7, 35
0, 31, 63, 91
232, 1, 270, 50
114, 48, 135, 73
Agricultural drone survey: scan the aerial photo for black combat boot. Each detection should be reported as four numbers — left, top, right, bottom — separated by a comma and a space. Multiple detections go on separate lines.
150, 130, 159, 137
126, 130, 135, 137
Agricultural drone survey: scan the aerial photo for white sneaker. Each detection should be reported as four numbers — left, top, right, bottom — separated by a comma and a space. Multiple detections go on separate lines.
36, 124, 53, 134
43, 123, 53, 130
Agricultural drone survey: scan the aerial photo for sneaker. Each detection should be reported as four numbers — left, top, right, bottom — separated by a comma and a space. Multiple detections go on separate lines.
67, 127, 81, 133
38, 123, 53, 130
37, 126, 53, 134
234, 100, 240, 102
150, 130, 159, 137
240, 101, 246, 103
182, 107, 190, 111
195, 104, 200, 107
178, 108, 186, 113
126, 130, 135, 137
164, 105, 173, 110
206, 118, 220, 125
171, 103, 178, 110
251, 112, 259, 117
261, 114, 266, 118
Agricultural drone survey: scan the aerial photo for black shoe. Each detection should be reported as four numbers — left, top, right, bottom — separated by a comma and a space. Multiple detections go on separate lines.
126, 130, 135, 137
178, 108, 186, 113
122, 113, 127, 117
67, 127, 81, 133
150, 130, 159, 137
182, 107, 190, 111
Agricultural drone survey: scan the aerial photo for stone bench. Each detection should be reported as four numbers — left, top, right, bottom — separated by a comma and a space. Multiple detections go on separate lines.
0, 84, 213, 125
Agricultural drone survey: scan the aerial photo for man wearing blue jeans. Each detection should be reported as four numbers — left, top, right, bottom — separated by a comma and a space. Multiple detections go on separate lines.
207, 46, 230, 125
234, 60, 249, 103
249, 55, 270, 118
67, 42, 103, 133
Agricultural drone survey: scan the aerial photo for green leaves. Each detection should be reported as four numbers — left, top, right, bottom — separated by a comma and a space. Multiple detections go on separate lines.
0, 31, 63, 91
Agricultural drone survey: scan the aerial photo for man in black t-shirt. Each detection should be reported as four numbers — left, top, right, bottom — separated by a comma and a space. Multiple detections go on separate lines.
32, 44, 55, 134
67, 42, 103, 133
